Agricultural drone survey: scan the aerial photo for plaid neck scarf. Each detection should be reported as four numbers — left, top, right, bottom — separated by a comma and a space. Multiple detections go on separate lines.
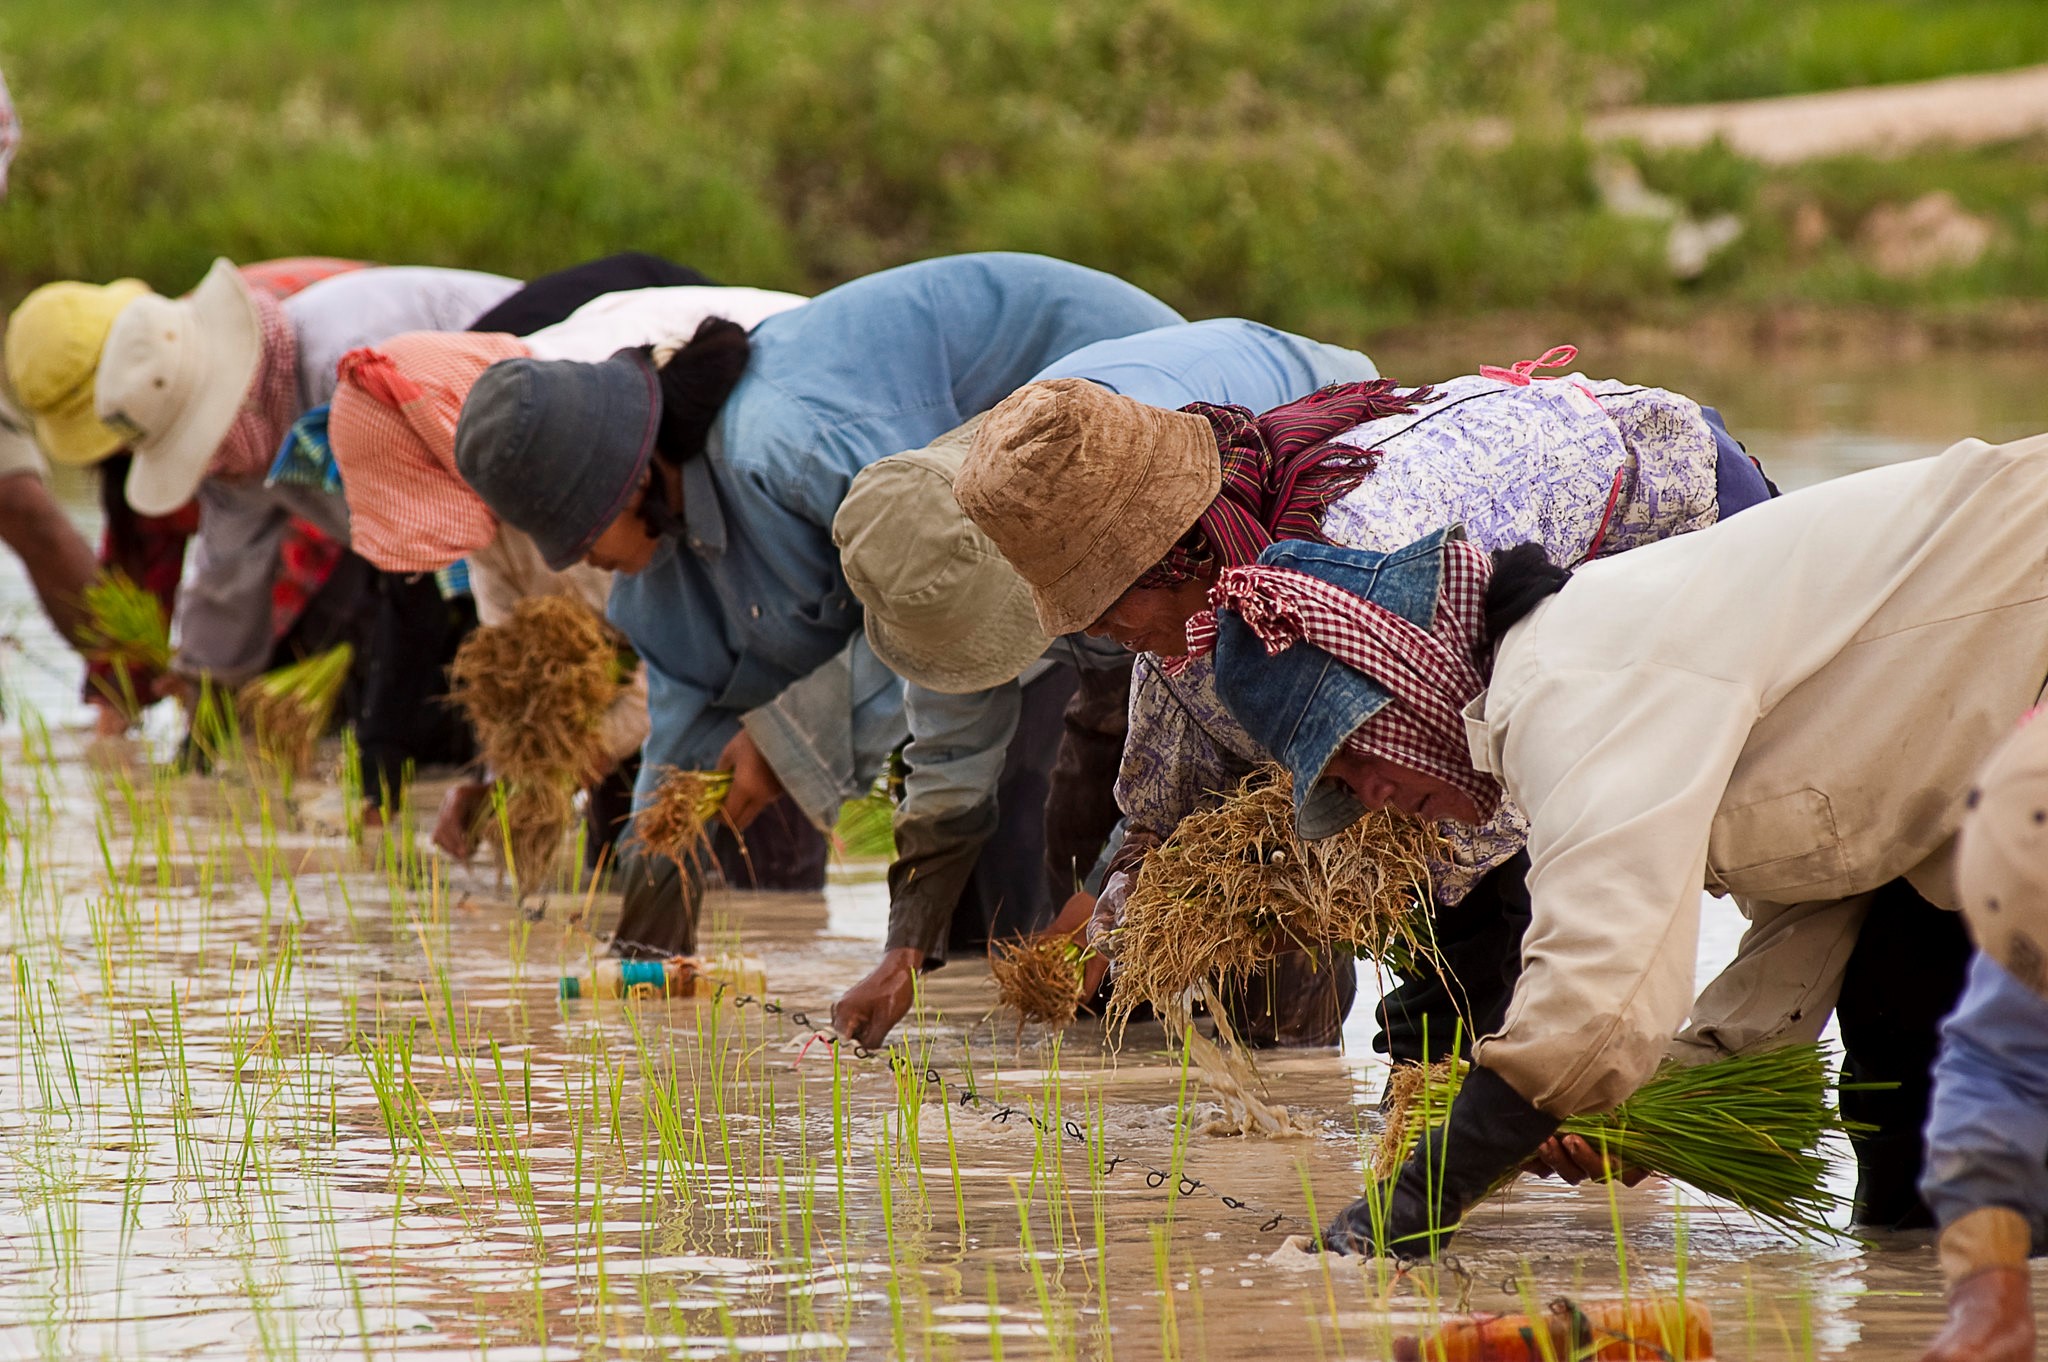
207, 288, 301, 482
1183, 538, 1503, 821
1136, 379, 1434, 588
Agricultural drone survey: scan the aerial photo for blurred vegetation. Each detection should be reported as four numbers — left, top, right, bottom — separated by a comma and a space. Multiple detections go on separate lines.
4, 0, 2048, 341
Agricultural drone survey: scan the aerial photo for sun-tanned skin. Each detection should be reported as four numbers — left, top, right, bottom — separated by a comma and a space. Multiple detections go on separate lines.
1084, 576, 1215, 656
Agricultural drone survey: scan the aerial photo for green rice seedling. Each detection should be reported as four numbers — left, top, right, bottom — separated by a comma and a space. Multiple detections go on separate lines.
1376, 1044, 1864, 1241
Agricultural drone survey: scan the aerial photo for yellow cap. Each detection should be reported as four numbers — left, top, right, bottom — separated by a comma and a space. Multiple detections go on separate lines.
3, 277, 152, 465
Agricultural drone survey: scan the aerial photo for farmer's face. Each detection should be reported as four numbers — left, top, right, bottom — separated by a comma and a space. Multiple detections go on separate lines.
1087, 577, 1214, 656
1322, 748, 1483, 826
583, 474, 661, 574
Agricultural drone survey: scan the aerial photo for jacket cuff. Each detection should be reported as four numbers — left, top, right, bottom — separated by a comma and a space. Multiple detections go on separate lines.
739, 705, 843, 830
1939, 1206, 2034, 1289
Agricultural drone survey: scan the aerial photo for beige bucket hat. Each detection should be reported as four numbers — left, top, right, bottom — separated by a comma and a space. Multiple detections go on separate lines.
1958, 709, 2048, 998
95, 258, 263, 515
834, 414, 1055, 694
3, 276, 151, 466
952, 378, 1220, 637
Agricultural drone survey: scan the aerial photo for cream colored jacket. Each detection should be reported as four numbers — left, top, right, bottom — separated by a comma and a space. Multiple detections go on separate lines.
1464, 432, 2048, 1116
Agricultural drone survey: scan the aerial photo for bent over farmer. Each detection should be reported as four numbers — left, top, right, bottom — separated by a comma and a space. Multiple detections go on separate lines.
1193, 429, 2048, 1254
954, 354, 1769, 1053
453, 253, 1182, 956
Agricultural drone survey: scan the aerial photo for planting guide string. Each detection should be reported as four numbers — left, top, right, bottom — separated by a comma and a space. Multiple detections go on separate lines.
586, 929, 1318, 1241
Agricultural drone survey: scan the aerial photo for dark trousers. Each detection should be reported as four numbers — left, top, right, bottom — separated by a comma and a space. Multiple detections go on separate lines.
351, 568, 477, 809
1837, 877, 1974, 1229
1376, 852, 1534, 1065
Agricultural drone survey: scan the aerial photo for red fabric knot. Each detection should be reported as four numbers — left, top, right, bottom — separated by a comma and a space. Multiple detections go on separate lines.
336, 347, 425, 408
1478, 344, 1579, 386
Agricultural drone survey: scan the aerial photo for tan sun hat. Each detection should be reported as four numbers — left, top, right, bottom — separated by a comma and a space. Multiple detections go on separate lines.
3, 276, 151, 465
1958, 709, 2048, 998
95, 258, 263, 515
951, 377, 1220, 637
834, 414, 1054, 694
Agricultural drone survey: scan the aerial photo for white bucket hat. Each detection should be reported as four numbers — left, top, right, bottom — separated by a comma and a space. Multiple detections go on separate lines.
833, 414, 1054, 694
96, 258, 262, 515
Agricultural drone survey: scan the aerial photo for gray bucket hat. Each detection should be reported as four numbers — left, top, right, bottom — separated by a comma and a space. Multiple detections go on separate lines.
454, 348, 660, 571
833, 414, 1054, 694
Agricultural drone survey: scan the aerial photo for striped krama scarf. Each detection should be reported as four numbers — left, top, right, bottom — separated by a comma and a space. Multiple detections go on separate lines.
1136, 379, 1433, 587
1185, 539, 1503, 820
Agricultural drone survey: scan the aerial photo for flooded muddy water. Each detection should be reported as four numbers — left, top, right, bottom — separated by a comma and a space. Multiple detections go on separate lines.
0, 346, 2046, 1359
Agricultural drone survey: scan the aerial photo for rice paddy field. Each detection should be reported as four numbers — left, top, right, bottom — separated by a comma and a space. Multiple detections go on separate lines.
0, 351, 2047, 1359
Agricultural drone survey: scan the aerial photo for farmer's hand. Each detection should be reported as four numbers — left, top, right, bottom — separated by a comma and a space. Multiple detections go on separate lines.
832, 947, 922, 1048
1044, 890, 1111, 1001
1921, 1268, 2034, 1362
716, 730, 785, 832
1522, 1134, 1650, 1187
432, 780, 492, 861
152, 670, 199, 713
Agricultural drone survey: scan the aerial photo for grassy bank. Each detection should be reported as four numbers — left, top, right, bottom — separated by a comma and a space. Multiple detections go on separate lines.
4, 0, 2048, 342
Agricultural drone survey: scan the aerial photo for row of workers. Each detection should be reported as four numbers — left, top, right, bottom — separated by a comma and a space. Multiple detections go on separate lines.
0, 248, 2033, 1357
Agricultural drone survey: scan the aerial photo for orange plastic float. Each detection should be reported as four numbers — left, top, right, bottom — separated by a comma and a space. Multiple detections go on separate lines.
1393, 1297, 1713, 1361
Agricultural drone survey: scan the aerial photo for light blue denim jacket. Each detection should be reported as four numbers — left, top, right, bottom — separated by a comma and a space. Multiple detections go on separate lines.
1922, 953, 2048, 1248
749, 319, 1378, 958
607, 253, 1183, 811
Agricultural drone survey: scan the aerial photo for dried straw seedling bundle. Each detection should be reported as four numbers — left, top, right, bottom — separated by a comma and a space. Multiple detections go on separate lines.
1373, 1044, 1863, 1241
1107, 764, 1439, 1032
79, 571, 172, 715
990, 935, 1088, 1031
629, 767, 733, 867
449, 595, 626, 890
239, 642, 355, 781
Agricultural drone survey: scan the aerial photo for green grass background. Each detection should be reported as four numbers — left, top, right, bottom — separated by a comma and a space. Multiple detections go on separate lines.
5, 0, 2048, 340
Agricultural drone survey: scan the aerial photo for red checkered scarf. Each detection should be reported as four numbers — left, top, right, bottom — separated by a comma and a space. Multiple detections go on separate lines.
1135, 379, 1434, 587
329, 330, 531, 573
1182, 538, 1503, 819
206, 288, 302, 482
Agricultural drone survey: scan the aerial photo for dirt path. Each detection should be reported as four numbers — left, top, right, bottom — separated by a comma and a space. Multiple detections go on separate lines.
1592, 62, 2048, 163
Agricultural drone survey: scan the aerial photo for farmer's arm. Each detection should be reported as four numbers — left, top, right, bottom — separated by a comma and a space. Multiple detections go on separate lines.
1919, 954, 2048, 1362
830, 677, 1022, 1048
740, 633, 905, 830
1923, 954, 2048, 1254
1327, 668, 1752, 1257
172, 479, 291, 687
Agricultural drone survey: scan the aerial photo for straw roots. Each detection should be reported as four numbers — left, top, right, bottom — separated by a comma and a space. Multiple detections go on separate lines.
990, 936, 1087, 1031
1107, 765, 1439, 1032
449, 596, 626, 890
240, 642, 355, 781
629, 767, 733, 868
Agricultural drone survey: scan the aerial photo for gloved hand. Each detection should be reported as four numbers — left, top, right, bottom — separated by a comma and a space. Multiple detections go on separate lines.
1921, 1268, 2034, 1362
1922, 1206, 2035, 1362
1322, 1065, 1558, 1258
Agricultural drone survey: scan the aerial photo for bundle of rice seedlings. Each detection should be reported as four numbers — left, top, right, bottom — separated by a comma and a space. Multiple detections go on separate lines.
833, 782, 896, 860
79, 571, 171, 714
1107, 764, 1439, 1032
628, 767, 733, 867
448, 595, 626, 890
1372, 1044, 1863, 1241
990, 935, 1088, 1030
239, 642, 354, 781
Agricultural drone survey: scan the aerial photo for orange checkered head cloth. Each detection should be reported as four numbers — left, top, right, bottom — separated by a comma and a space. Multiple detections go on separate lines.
330, 331, 531, 573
